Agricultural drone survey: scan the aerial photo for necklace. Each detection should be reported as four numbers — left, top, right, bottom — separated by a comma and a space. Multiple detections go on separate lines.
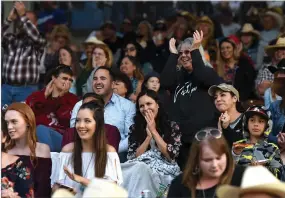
79, 153, 94, 193
202, 188, 216, 198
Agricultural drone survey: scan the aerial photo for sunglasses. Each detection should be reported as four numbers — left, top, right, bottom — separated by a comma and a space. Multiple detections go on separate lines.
195, 128, 222, 141
178, 50, 191, 56
124, 47, 136, 52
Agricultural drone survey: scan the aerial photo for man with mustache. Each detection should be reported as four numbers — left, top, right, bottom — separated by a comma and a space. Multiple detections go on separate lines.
70, 67, 136, 162
2, 2, 46, 108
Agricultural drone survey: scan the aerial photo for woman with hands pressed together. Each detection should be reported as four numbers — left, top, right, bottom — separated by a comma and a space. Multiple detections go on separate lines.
121, 90, 182, 198
161, 30, 223, 169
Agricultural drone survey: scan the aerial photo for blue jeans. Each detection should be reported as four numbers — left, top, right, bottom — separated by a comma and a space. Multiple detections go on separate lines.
36, 125, 63, 152
1, 84, 38, 108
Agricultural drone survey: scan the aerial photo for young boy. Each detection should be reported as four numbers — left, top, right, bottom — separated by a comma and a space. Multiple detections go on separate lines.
232, 105, 283, 179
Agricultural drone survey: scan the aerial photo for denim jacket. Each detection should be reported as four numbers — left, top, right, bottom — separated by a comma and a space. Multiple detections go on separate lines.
268, 100, 285, 144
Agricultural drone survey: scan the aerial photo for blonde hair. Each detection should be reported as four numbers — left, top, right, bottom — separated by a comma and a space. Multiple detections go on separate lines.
86, 44, 113, 70
50, 24, 71, 43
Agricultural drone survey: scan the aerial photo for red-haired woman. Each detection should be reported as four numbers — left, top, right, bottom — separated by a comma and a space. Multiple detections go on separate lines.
4, 103, 51, 197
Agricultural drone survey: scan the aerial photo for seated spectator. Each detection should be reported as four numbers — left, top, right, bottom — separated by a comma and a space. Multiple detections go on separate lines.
208, 84, 244, 147
160, 31, 222, 169
52, 102, 122, 196
1, 116, 34, 198
232, 105, 283, 178
4, 103, 51, 197
256, 9, 283, 70
121, 90, 182, 198
113, 70, 133, 98
120, 40, 153, 75
215, 35, 256, 101
61, 93, 121, 152
142, 71, 171, 111
120, 56, 144, 102
219, 8, 241, 37
26, 65, 78, 152
217, 166, 285, 198
76, 44, 113, 97
239, 23, 260, 66
167, 127, 245, 198
70, 67, 136, 162
256, 37, 285, 97
264, 58, 284, 108
268, 68, 285, 149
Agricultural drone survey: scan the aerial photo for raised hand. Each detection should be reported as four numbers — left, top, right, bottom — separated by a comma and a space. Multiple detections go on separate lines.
7, 8, 17, 21
14, 1, 26, 17
191, 30, 203, 51
219, 111, 230, 129
44, 79, 54, 99
169, 38, 178, 54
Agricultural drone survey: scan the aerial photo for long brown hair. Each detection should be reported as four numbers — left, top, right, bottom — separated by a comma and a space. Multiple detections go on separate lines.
73, 102, 107, 178
122, 56, 144, 81
5, 103, 37, 164
86, 44, 113, 70
182, 129, 235, 198
216, 39, 240, 78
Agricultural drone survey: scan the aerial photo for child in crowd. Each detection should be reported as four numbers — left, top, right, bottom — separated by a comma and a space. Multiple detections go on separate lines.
232, 105, 283, 178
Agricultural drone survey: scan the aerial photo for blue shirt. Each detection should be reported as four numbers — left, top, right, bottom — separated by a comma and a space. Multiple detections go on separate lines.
70, 93, 136, 153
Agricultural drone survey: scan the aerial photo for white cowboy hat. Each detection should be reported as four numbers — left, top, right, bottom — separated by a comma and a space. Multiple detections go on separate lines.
240, 23, 260, 38
216, 166, 285, 198
52, 178, 128, 198
264, 11, 284, 29
265, 37, 285, 56
83, 36, 105, 45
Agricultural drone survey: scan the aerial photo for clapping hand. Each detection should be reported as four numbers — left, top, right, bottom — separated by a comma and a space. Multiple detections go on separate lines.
14, 1, 26, 17
144, 110, 156, 135
63, 166, 82, 183
191, 30, 203, 51
1, 190, 20, 198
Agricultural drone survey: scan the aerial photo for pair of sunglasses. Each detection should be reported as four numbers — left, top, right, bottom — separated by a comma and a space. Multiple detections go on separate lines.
195, 128, 222, 141
178, 50, 191, 56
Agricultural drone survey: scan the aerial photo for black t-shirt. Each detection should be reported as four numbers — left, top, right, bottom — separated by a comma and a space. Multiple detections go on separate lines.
167, 165, 245, 198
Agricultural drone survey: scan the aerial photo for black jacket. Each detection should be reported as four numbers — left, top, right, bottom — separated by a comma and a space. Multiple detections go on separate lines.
161, 50, 223, 143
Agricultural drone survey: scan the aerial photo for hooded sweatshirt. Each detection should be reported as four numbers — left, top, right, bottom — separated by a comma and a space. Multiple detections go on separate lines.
161, 49, 223, 143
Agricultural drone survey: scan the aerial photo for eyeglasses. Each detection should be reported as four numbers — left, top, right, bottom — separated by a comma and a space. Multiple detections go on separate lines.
195, 128, 222, 141
178, 50, 191, 56
124, 47, 136, 52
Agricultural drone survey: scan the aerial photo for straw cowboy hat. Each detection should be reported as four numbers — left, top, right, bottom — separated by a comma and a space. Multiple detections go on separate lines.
83, 36, 105, 46
265, 37, 285, 57
216, 166, 285, 198
240, 23, 260, 38
264, 10, 284, 29
52, 178, 128, 198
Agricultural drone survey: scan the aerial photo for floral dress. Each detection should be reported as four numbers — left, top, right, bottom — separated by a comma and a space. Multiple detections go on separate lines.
121, 121, 182, 198
1, 158, 34, 198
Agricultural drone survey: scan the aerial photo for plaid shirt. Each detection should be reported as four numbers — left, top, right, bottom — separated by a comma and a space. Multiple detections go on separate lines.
255, 62, 275, 89
2, 15, 46, 84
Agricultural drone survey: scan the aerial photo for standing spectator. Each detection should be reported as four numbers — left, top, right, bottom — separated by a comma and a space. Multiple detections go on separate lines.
4, 103, 51, 197
256, 37, 285, 97
239, 23, 260, 66
215, 35, 256, 101
26, 66, 78, 152
160, 31, 222, 169
70, 67, 136, 162
2, 2, 46, 108
150, 20, 170, 74
120, 56, 144, 102
256, 10, 283, 70
219, 8, 241, 37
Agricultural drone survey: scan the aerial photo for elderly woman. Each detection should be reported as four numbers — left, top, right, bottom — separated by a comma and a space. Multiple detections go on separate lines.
160, 30, 223, 169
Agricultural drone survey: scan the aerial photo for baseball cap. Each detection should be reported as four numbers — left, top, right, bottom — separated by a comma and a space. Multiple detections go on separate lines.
208, 83, 240, 101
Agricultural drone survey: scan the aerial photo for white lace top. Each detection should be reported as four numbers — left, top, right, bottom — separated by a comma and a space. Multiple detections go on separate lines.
51, 152, 123, 193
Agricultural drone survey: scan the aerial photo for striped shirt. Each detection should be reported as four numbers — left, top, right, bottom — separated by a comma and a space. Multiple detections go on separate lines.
2, 15, 46, 84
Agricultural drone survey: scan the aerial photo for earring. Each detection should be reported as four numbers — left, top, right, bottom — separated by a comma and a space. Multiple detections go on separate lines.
192, 166, 200, 175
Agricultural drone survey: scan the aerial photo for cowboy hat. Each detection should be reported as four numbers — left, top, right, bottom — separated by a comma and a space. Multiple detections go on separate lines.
264, 10, 284, 29
216, 166, 285, 198
52, 178, 128, 198
240, 23, 260, 38
83, 36, 105, 45
265, 37, 285, 57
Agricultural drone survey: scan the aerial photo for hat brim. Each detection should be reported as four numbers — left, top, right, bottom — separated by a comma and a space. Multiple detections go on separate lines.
217, 183, 285, 198
240, 30, 260, 39
265, 44, 285, 56
264, 12, 284, 28
208, 86, 232, 97
244, 111, 268, 120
